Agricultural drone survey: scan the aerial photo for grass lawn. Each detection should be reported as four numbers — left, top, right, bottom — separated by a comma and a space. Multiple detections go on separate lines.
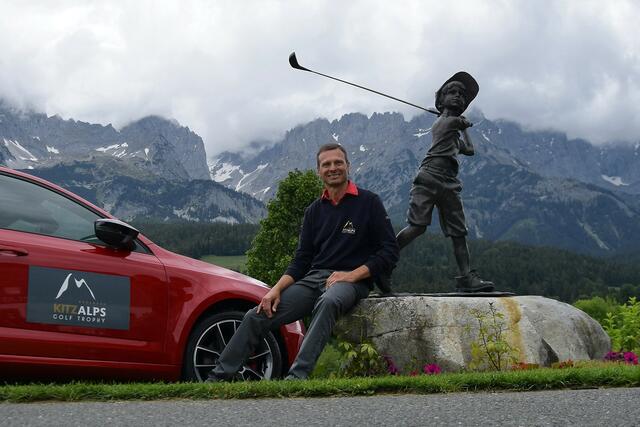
2, 364, 638, 403
200, 255, 247, 272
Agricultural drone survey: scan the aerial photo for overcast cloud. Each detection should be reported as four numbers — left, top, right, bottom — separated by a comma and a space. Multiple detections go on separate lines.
1, 0, 639, 158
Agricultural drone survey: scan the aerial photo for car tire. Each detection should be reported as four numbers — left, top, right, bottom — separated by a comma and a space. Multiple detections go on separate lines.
183, 310, 283, 382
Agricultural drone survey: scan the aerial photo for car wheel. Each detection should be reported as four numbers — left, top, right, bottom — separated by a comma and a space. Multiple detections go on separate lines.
183, 310, 283, 382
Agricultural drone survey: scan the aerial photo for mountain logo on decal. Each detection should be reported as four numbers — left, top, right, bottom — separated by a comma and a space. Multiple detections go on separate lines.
55, 273, 96, 301
341, 220, 356, 235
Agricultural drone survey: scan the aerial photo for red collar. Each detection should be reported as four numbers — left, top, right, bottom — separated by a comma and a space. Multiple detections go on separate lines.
321, 181, 358, 205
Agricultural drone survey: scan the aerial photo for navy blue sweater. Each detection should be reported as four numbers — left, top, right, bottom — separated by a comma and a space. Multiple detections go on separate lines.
285, 188, 399, 285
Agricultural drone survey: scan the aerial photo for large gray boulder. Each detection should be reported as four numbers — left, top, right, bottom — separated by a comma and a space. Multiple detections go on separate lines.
336, 295, 610, 372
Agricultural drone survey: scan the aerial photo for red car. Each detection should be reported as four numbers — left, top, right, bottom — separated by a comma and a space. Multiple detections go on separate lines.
0, 166, 304, 382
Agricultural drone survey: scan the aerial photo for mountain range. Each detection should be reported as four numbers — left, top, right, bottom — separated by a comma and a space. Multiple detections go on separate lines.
2, 99, 640, 255
209, 111, 640, 256
0, 102, 264, 223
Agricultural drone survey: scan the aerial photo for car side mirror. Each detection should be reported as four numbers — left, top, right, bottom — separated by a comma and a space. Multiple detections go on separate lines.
94, 219, 139, 251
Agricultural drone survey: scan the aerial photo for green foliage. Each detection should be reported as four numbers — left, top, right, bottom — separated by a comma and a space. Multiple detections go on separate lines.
573, 296, 620, 325
246, 170, 323, 285
603, 297, 640, 353
336, 340, 387, 377
133, 222, 258, 258
467, 302, 520, 371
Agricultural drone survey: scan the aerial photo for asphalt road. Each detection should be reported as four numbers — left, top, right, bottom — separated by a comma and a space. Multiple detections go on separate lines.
2, 387, 639, 427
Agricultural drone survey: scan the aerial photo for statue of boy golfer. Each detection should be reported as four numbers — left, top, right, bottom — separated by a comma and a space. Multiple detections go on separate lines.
391, 72, 494, 292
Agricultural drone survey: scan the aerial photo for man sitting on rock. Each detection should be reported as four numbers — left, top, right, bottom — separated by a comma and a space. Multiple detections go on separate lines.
384, 72, 494, 293
207, 142, 399, 381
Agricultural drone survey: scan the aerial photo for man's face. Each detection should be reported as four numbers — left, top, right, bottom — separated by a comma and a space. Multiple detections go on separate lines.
317, 148, 349, 188
441, 81, 467, 113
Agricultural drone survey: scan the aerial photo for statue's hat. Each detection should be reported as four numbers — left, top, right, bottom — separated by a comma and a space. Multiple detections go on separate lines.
435, 71, 479, 114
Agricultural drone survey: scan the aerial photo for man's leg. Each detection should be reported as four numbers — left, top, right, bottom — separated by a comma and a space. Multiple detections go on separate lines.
209, 282, 319, 380
287, 281, 370, 379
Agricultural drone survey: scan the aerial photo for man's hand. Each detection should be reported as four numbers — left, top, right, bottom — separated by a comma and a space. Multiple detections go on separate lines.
256, 289, 281, 318
326, 271, 355, 288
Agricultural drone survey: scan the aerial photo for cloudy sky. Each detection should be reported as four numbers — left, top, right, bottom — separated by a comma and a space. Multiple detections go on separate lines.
1, 0, 639, 157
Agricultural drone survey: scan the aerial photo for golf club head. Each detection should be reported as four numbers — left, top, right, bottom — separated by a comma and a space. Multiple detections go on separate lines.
288, 52, 308, 71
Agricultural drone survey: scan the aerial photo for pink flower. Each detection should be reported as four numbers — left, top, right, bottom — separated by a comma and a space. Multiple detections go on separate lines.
423, 363, 442, 375
623, 352, 638, 365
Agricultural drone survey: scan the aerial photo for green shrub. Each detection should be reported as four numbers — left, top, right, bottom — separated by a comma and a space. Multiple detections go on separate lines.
246, 170, 322, 285
603, 297, 640, 353
573, 296, 620, 325
467, 302, 520, 371
336, 340, 387, 377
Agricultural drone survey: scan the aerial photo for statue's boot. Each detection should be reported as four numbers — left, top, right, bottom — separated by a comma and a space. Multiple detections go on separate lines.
455, 270, 495, 292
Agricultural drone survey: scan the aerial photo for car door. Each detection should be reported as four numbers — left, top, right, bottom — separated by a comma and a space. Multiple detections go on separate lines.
0, 171, 169, 364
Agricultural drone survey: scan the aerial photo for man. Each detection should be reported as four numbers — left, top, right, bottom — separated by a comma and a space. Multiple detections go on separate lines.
207, 143, 399, 381
394, 71, 494, 292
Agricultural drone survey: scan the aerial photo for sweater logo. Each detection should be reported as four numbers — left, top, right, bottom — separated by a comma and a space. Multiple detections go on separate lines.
341, 220, 356, 235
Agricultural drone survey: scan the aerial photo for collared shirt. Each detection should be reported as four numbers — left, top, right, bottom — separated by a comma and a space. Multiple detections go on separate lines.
321, 180, 359, 205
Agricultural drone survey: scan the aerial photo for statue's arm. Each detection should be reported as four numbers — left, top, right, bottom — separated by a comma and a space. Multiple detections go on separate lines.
459, 128, 475, 156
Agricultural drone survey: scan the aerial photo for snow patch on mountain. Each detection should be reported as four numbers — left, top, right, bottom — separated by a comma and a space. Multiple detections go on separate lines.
212, 162, 242, 183
212, 216, 239, 224
96, 142, 128, 153
601, 175, 629, 186
413, 128, 431, 138
46, 146, 60, 154
236, 163, 268, 192
4, 138, 38, 161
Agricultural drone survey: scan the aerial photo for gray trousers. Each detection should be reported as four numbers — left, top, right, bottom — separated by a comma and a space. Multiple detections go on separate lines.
212, 269, 370, 379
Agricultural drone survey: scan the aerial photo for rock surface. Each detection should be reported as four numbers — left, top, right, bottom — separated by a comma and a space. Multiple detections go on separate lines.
336, 295, 610, 372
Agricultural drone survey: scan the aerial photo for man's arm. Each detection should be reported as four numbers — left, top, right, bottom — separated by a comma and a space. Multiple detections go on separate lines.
283, 205, 315, 282
363, 194, 400, 279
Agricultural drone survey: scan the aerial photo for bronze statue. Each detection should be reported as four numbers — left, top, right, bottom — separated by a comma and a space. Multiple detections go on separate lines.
389, 72, 494, 293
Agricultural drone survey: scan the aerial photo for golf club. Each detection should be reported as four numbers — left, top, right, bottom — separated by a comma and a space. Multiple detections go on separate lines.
289, 52, 440, 116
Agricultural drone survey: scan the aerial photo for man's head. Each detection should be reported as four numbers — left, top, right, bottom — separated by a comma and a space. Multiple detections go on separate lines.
435, 71, 479, 115
316, 143, 350, 188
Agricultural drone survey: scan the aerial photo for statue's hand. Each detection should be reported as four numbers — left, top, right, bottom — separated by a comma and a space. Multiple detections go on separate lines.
459, 116, 473, 129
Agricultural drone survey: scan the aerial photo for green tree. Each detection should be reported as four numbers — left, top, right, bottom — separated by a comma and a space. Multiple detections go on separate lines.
246, 169, 323, 285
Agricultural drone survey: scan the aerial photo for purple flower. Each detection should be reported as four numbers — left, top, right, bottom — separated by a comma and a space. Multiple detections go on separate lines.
423, 363, 442, 375
383, 355, 400, 375
605, 351, 624, 362
623, 352, 638, 365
